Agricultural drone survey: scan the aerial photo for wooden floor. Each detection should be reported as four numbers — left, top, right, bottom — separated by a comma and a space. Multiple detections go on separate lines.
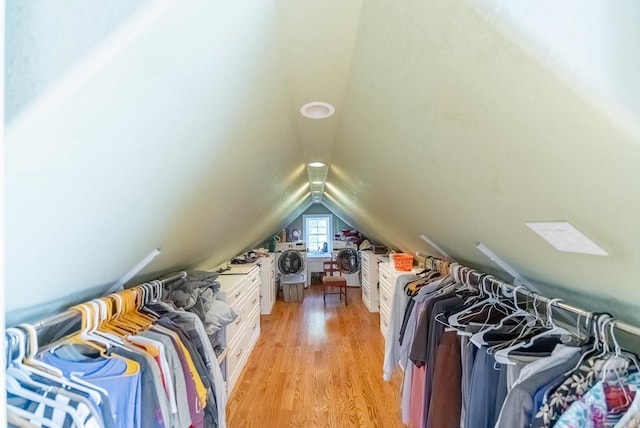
226, 283, 404, 428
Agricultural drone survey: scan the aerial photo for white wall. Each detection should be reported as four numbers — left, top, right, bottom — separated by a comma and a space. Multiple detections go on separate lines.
327, 0, 640, 323
6, 0, 640, 329
5, 0, 309, 322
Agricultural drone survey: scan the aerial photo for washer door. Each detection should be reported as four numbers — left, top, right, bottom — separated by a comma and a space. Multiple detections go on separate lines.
278, 250, 305, 274
336, 248, 360, 274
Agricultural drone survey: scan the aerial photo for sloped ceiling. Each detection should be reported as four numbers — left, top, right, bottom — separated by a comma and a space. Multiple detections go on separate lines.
6, 0, 640, 324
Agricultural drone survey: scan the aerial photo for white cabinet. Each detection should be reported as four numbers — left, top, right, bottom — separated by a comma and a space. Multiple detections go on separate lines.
216, 266, 261, 394
258, 254, 276, 314
378, 262, 419, 337
360, 250, 379, 312
378, 263, 394, 337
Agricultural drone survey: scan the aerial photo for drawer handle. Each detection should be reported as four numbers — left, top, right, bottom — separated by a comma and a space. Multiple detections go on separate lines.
235, 317, 242, 326
236, 349, 243, 358
252, 298, 257, 305
252, 323, 257, 330
382, 296, 388, 302
381, 274, 388, 280
251, 276, 257, 282
383, 320, 388, 327
234, 291, 241, 299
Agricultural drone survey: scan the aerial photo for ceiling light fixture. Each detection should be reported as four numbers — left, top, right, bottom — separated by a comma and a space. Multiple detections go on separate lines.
311, 181, 323, 185
300, 102, 335, 119
308, 162, 326, 168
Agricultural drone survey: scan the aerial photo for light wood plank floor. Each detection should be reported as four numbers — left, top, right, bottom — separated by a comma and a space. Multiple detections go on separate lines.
226, 283, 404, 428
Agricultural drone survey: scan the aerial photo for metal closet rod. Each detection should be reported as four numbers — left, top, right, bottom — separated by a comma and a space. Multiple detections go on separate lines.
418, 254, 640, 339
29, 271, 187, 331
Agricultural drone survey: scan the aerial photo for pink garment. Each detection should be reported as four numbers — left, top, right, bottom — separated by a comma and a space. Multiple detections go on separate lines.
410, 364, 427, 428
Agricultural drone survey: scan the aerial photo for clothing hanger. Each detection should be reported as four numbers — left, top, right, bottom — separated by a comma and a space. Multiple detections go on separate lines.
6, 327, 108, 404
6, 373, 85, 427
17, 324, 64, 377
448, 274, 511, 329
45, 303, 115, 356
469, 285, 538, 347
132, 285, 157, 324
88, 299, 128, 346
102, 293, 139, 335
7, 410, 41, 428
494, 297, 573, 365
598, 318, 639, 382
62, 303, 141, 375
4, 331, 85, 428
486, 291, 550, 354
447, 273, 491, 328
118, 289, 153, 329
598, 318, 639, 415
7, 402, 57, 428
558, 311, 602, 379
106, 292, 143, 333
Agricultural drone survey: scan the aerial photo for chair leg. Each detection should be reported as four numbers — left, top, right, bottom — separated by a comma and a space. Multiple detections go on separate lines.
344, 286, 347, 306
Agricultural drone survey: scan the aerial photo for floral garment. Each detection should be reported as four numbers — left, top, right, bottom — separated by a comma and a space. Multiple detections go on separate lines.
553, 372, 640, 428
532, 357, 600, 427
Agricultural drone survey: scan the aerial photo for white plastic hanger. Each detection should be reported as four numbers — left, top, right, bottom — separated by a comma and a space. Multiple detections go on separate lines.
494, 298, 573, 365
470, 285, 538, 347
88, 300, 126, 346
5, 328, 84, 428
12, 325, 108, 403
449, 274, 512, 329
7, 402, 57, 428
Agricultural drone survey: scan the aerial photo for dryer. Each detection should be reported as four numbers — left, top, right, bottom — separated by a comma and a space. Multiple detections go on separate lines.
275, 241, 307, 286
332, 241, 360, 286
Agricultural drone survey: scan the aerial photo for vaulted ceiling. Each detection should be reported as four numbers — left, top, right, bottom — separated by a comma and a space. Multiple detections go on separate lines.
6, 0, 640, 325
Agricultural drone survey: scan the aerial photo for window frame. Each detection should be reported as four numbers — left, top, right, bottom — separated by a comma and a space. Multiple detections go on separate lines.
303, 214, 333, 256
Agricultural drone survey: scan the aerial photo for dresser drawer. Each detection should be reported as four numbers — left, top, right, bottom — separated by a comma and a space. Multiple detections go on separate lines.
362, 282, 370, 300
245, 285, 260, 315
379, 297, 391, 336
225, 299, 246, 344
379, 284, 392, 308
246, 269, 260, 290
227, 306, 261, 393
226, 338, 246, 391
381, 316, 390, 337
361, 264, 369, 283
228, 287, 259, 341
226, 280, 248, 309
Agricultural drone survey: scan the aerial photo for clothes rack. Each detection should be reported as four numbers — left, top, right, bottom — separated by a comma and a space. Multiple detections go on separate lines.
421, 255, 640, 339
29, 271, 187, 344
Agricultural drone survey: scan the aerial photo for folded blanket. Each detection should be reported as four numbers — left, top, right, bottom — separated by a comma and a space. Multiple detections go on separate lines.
163, 271, 234, 335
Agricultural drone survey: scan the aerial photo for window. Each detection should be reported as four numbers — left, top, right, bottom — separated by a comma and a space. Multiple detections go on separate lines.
304, 215, 333, 256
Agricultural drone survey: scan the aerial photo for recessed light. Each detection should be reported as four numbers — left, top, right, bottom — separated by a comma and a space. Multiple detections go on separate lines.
308, 162, 326, 168
311, 181, 323, 185
300, 102, 335, 119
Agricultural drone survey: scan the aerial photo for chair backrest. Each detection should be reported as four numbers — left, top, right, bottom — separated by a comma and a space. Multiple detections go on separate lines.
323, 261, 342, 277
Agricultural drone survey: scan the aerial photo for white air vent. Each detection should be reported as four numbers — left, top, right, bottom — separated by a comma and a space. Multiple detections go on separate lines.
525, 221, 608, 256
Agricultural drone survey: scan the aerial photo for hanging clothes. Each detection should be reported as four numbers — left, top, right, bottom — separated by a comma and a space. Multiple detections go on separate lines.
392, 260, 640, 428
5, 278, 230, 428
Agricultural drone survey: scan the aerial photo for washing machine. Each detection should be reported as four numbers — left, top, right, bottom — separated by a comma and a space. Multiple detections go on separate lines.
333, 241, 360, 286
275, 241, 307, 286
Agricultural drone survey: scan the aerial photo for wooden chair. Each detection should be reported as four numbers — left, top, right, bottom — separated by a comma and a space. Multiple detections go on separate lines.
322, 260, 347, 305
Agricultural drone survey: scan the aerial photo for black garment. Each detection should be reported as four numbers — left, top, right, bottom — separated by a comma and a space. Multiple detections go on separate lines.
399, 297, 416, 346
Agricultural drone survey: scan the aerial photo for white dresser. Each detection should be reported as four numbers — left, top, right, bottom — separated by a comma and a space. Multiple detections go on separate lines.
360, 250, 379, 312
257, 254, 276, 314
378, 262, 419, 337
216, 266, 261, 394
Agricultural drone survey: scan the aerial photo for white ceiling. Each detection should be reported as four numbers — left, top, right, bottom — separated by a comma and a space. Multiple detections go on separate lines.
6, 0, 640, 325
